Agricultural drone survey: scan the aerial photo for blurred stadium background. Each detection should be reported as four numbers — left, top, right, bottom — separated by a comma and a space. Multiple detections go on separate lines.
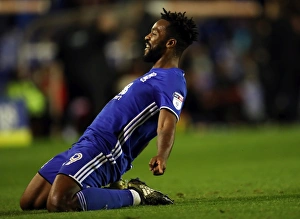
0, 0, 299, 147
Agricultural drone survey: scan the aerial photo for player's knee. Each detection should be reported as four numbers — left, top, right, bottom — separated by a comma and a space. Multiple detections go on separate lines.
46, 192, 68, 212
20, 195, 43, 211
20, 196, 31, 210
47, 192, 81, 212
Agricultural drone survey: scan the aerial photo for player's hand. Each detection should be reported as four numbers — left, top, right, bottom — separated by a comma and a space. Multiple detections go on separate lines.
149, 156, 166, 175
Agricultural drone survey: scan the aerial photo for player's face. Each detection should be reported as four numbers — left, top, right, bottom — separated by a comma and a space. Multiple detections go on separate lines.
143, 19, 169, 63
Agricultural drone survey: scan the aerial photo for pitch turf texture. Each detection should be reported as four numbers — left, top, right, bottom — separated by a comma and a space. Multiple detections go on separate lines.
1, 125, 300, 219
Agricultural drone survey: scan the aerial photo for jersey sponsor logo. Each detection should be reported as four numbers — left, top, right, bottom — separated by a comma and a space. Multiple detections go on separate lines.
173, 92, 184, 110
64, 153, 83, 165
140, 72, 157, 82
113, 82, 133, 100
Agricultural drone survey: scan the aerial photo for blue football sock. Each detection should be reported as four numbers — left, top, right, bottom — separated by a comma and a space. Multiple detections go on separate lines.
76, 188, 133, 211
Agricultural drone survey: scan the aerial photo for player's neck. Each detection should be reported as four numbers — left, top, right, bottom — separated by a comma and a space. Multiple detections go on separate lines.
152, 55, 180, 69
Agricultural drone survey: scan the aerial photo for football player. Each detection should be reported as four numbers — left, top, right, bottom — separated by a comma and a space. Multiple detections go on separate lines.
20, 8, 198, 212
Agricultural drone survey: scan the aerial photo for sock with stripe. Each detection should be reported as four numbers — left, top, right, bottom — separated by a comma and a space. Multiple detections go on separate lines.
76, 188, 140, 210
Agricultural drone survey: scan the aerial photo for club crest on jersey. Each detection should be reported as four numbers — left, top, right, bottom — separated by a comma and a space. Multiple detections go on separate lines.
64, 153, 83, 165
173, 92, 184, 110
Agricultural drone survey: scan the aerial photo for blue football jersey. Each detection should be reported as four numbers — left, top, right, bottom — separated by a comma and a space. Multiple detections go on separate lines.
81, 67, 187, 168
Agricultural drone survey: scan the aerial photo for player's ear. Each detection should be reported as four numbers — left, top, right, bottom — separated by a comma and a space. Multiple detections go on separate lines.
166, 39, 177, 48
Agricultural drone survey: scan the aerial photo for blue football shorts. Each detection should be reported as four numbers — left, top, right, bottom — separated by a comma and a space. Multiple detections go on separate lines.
38, 137, 130, 189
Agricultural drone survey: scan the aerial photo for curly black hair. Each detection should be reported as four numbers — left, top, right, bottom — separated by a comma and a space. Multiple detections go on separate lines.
161, 8, 198, 54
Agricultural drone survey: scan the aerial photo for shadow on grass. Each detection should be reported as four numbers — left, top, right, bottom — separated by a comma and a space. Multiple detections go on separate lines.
0, 210, 48, 218
195, 193, 300, 203
1, 194, 299, 217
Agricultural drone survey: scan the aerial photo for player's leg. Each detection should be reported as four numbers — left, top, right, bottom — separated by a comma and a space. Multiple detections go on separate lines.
20, 173, 51, 210
46, 174, 82, 211
34, 140, 172, 212
75, 178, 174, 210
45, 142, 139, 212
20, 149, 72, 211
46, 157, 140, 211
47, 173, 139, 211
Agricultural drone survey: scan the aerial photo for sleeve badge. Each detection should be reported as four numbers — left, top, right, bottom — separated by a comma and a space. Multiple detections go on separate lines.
173, 92, 184, 110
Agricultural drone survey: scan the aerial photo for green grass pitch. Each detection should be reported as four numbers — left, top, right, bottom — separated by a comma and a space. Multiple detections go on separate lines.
1, 125, 300, 218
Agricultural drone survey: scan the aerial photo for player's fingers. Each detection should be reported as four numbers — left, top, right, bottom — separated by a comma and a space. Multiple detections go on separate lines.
158, 163, 163, 173
149, 161, 156, 169
153, 163, 165, 175
153, 167, 164, 175
149, 158, 159, 170
148, 158, 155, 166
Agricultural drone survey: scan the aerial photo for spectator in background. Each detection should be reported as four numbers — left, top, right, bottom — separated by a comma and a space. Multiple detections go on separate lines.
0, 16, 22, 96
263, 0, 300, 122
182, 19, 245, 125
56, 10, 118, 137
180, 43, 215, 126
104, 1, 156, 93
56, 1, 156, 138
0, 14, 51, 136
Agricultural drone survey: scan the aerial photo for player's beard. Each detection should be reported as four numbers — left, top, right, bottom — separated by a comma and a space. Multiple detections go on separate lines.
143, 40, 167, 63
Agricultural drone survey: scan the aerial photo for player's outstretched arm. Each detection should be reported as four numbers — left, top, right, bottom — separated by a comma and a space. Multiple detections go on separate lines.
149, 109, 177, 175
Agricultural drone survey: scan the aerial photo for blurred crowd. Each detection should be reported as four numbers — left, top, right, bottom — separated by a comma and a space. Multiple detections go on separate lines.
0, 0, 299, 139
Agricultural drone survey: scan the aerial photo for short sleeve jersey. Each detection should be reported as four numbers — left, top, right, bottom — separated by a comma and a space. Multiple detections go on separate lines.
82, 67, 187, 167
